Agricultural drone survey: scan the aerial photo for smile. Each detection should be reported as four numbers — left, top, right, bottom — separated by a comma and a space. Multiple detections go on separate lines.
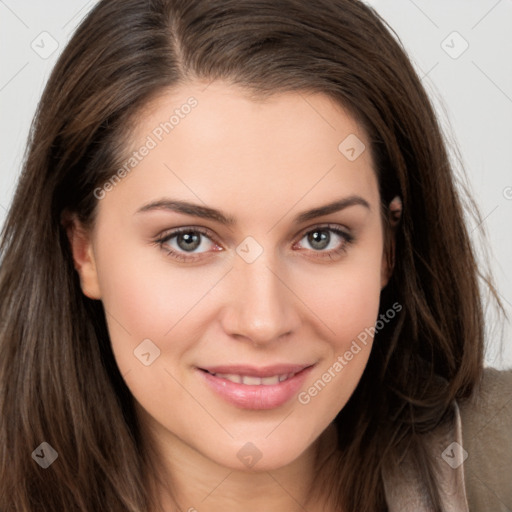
197, 364, 315, 410
204, 371, 298, 385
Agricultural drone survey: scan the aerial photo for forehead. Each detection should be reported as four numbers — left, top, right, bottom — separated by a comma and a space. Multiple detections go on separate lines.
104, 81, 379, 223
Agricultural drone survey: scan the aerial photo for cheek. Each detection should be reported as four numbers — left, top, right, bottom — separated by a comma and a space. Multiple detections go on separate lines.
98, 256, 213, 335
304, 267, 381, 372
322, 270, 380, 334
93, 233, 230, 375
292, 245, 384, 410
296, 249, 383, 345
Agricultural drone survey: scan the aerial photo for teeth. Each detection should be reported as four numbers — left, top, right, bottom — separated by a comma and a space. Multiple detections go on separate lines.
260, 376, 280, 385
215, 373, 243, 383
212, 372, 293, 385
243, 375, 264, 385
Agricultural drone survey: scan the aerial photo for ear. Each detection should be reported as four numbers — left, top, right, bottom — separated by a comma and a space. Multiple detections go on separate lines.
381, 196, 402, 289
61, 211, 102, 300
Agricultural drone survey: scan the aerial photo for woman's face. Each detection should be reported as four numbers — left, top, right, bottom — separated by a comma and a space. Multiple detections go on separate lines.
72, 81, 392, 472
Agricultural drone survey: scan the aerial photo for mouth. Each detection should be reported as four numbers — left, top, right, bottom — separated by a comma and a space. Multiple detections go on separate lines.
196, 363, 315, 410
201, 371, 299, 385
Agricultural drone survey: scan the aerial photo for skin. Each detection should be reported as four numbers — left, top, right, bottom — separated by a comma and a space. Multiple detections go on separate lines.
68, 81, 401, 512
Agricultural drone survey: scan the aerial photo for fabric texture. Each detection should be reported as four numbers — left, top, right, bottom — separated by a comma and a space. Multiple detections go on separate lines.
382, 367, 512, 511
460, 367, 512, 511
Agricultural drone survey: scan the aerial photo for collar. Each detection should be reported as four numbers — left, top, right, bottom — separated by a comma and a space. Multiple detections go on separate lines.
382, 400, 469, 511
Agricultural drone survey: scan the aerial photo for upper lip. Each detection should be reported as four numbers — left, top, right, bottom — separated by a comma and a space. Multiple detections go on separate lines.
198, 363, 314, 377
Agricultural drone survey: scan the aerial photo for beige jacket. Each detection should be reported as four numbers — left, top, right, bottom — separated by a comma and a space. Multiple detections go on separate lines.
383, 367, 512, 511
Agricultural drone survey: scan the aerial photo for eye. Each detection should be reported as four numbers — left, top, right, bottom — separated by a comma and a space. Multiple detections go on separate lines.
154, 223, 354, 263
154, 227, 222, 262
293, 224, 354, 259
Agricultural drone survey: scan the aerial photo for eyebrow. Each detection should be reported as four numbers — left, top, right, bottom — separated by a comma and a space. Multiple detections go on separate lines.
135, 195, 370, 226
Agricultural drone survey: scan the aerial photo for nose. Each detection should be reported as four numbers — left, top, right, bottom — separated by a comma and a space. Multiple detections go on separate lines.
218, 248, 302, 346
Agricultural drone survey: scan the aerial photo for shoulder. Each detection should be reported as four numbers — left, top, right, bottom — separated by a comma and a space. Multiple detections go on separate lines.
459, 367, 512, 511
381, 368, 512, 512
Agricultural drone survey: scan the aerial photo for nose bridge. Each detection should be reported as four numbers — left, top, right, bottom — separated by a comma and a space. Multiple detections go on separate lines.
220, 242, 299, 344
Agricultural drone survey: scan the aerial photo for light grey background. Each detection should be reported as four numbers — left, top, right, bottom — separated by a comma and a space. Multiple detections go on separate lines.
1, 0, 511, 369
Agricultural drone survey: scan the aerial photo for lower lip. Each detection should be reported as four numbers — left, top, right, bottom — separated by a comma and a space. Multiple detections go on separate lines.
198, 366, 314, 410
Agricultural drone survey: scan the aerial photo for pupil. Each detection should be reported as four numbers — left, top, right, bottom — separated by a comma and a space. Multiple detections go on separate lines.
178, 232, 200, 251
309, 230, 329, 250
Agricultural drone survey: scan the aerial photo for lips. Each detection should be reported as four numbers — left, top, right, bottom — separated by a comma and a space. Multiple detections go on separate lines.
197, 363, 315, 410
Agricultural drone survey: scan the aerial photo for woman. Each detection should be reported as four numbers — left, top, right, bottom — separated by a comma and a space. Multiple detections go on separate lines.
0, 0, 510, 511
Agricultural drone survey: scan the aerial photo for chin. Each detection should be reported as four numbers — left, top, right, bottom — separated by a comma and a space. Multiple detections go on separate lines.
206, 434, 317, 473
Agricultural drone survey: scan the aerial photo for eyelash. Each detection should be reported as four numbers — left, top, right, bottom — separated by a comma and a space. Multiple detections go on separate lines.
153, 224, 355, 263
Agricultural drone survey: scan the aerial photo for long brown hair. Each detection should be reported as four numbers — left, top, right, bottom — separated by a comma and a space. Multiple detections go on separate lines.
0, 0, 500, 510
